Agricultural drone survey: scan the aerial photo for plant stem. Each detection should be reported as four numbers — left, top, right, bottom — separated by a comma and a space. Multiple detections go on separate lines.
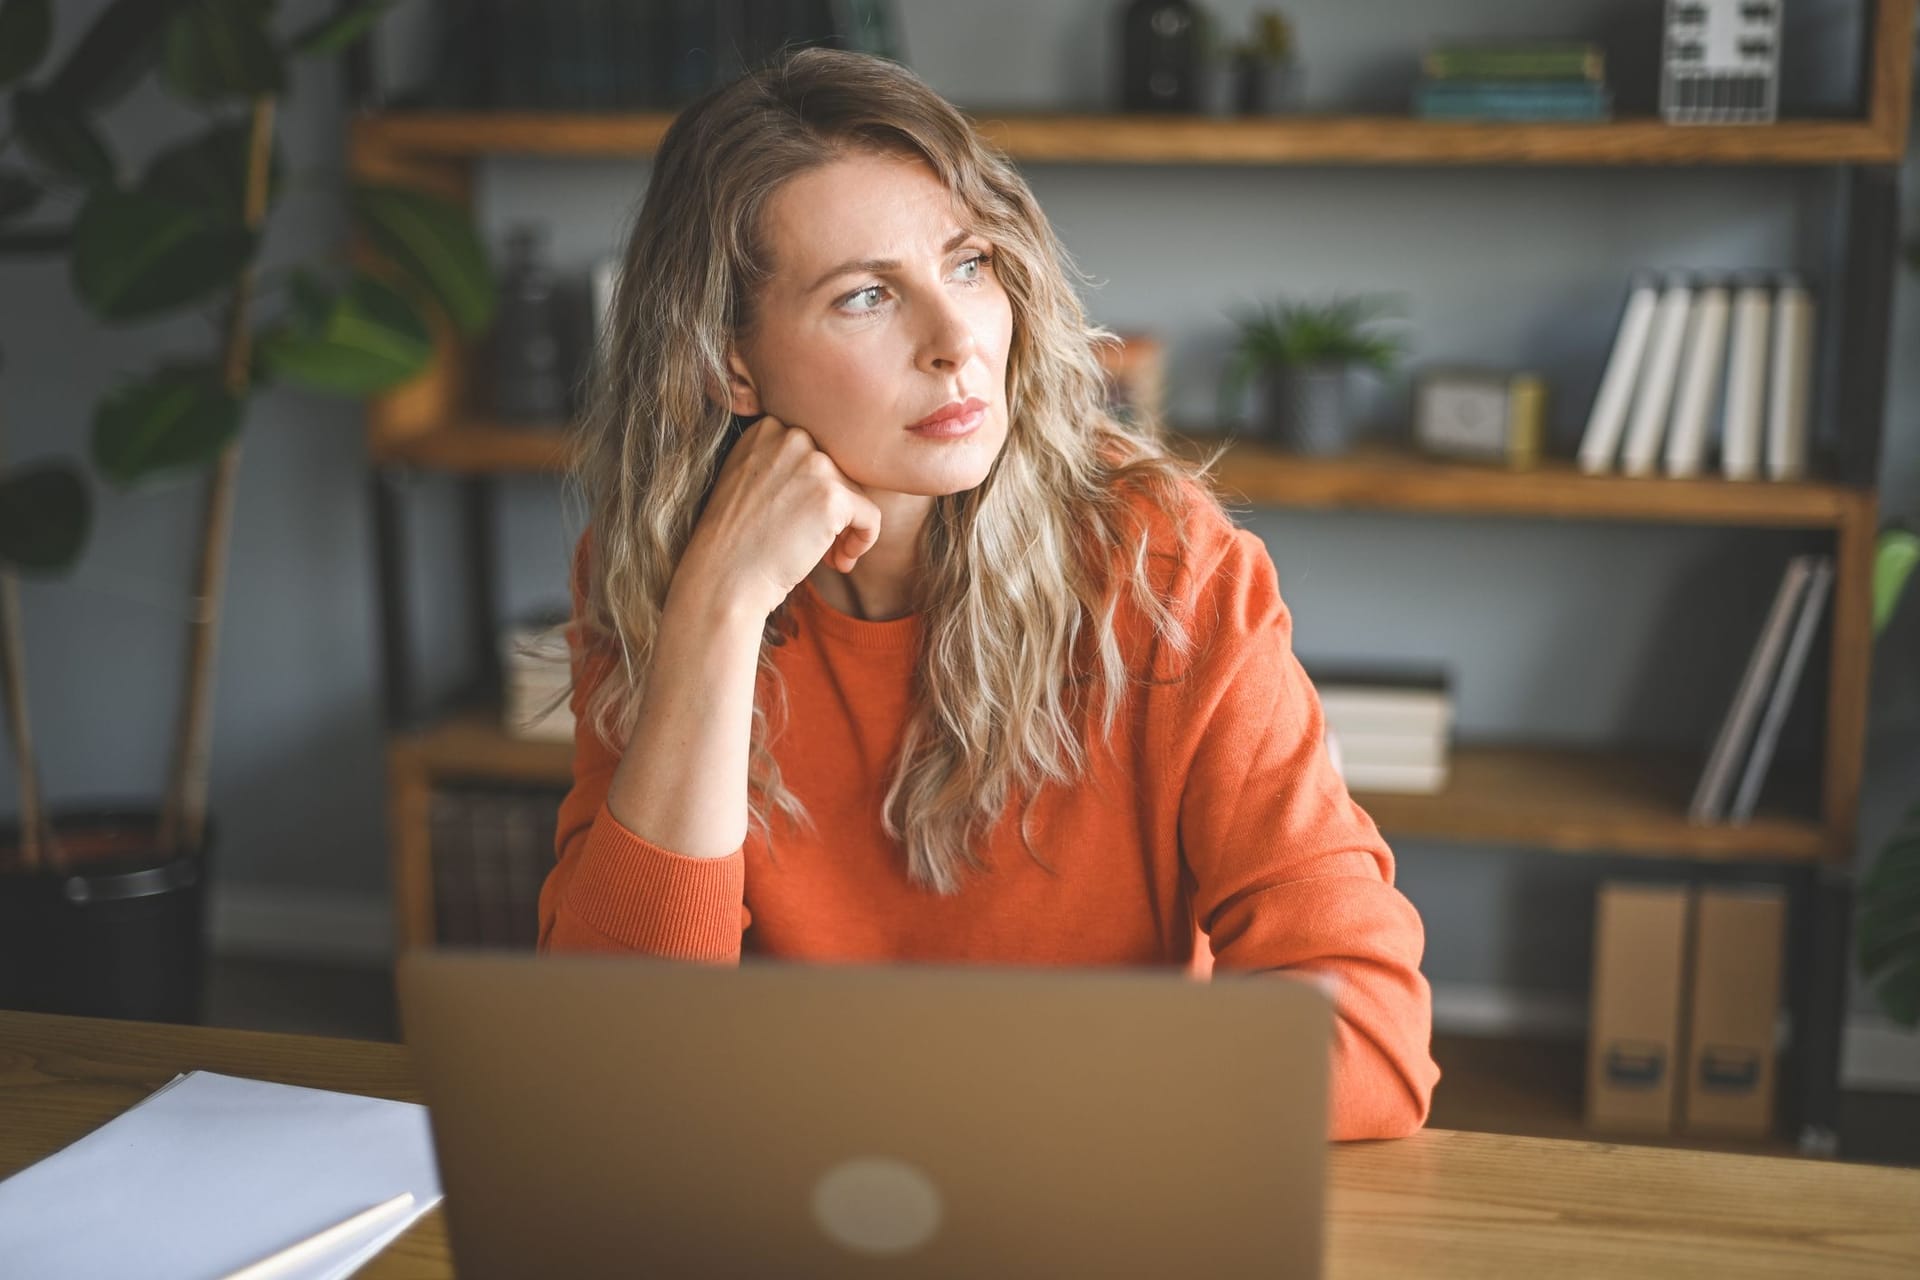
156, 95, 277, 859
0, 404, 51, 873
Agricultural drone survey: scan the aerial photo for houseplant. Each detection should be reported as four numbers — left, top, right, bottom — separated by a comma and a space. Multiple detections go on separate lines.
1236, 9, 1302, 114
1855, 522, 1920, 1027
0, 0, 494, 1022
1218, 292, 1406, 454
1852, 228, 1920, 1030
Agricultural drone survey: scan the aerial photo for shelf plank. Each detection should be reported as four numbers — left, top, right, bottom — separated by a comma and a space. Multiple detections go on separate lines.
368, 419, 1867, 529
389, 712, 1831, 864
1179, 436, 1870, 529
352, 112, 1901, 166
390, 709, 573, 785
1356, 744, 1830, 862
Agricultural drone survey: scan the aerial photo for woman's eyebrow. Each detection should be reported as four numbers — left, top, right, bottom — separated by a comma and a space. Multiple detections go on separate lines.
805, 228, 976, 295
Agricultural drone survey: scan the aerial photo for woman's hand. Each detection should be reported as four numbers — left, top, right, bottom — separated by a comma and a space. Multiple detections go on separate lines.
674, 415, 884, 619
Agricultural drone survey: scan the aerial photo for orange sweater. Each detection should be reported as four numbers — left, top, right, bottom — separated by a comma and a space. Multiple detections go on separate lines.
540, 485, 1441, 1140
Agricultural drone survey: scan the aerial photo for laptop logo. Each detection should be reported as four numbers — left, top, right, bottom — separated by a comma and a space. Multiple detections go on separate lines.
811, 1156, 944, 1256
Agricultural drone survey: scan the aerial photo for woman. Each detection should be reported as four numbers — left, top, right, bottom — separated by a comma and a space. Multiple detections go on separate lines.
538, 47, 1440, 1141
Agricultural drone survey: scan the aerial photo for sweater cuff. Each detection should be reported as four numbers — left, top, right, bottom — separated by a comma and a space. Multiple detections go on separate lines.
559, 800, 746, 961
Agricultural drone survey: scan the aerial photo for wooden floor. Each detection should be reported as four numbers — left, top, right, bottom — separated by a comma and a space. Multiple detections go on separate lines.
201, 955, 1920, 1168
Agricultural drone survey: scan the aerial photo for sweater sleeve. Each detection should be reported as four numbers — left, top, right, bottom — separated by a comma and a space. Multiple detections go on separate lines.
1155, 522, 1441, 1141
536, 532, 750, 961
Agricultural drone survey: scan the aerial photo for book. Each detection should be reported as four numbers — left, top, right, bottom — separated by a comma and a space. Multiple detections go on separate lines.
1663, 278, 1730, 478
1338, 760, 1450, 794
1422, 43, 1605, 81
1412, 83, 1613, 121
1689, 555, 1818, 823
1312, 664, 1450, 722
1579, 274, 1661, 474
1720, 278, 1772, 481
1729, 556, 1833, 822
1327, 730, 1449, 770
1766, 274, 1814, 482
1620, 276, 1694, 477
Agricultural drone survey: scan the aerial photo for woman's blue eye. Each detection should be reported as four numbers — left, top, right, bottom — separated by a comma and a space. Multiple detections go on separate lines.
840, 252, 994, 314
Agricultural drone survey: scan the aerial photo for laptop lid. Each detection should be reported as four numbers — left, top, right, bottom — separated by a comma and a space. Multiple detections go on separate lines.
398, 948, 1332, 1278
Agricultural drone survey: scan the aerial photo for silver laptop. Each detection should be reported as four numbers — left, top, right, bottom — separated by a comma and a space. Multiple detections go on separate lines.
397, 948, 1333, 1278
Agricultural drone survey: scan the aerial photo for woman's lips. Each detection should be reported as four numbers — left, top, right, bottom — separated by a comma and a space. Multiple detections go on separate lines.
906, 403, 986, 438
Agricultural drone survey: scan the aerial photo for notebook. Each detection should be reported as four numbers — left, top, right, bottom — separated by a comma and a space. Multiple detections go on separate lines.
0, 1069, 443, 1279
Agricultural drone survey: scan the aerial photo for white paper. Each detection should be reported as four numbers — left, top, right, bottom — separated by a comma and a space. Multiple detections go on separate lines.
0, 1070, 443, 1280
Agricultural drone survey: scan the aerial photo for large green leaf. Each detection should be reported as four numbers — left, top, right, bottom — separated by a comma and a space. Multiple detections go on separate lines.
0, 461, 89, 572
0, 0, 53, 87
291, 0, 392, 56
258, 272, 433, 394
162, 0, 286, 104
0, 166, 42, 222
12, 88, 115, 186
71, 187, 255, 322
351, 183, 496, 337
47, 0, 193, 110
1859, 800, 1920, 1029
141, 121, 285, 224
1875, 528, 1919, 638
91, 364, 243, 486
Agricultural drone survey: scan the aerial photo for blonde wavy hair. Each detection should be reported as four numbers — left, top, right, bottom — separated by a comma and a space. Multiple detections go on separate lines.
561, 46, 1230, 895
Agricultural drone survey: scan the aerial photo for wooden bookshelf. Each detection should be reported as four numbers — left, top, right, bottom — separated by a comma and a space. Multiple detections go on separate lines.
360, 0, 1912, 1150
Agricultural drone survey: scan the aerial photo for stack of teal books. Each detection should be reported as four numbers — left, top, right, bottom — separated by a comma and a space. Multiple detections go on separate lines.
1412, 41, 1612, 122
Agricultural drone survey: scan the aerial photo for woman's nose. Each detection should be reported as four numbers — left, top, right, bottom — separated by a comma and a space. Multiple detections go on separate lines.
919, 293, 982, 371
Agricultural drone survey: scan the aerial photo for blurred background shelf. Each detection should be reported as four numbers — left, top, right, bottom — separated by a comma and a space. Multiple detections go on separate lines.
353, 111, 1906, 166
372, 418, 1874, 530
387, 708, 1831, 866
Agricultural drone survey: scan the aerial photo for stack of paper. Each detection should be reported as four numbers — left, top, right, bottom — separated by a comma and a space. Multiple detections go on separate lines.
0, 1070, 443, 1280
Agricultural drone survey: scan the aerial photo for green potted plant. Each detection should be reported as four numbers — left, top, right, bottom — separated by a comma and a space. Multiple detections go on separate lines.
1219, 293, 1406, 455
1852, 231, 1920, 1032
1236, 9, 1302, 114
0, 0, 494, 1023
1855, 525, 1920, 1027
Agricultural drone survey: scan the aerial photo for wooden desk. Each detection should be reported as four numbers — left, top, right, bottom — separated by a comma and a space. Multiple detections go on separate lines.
4, 1009, 1917, 1278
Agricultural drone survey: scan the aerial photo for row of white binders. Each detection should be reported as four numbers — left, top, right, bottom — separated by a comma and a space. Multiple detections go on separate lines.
1578, 271, 1815, 482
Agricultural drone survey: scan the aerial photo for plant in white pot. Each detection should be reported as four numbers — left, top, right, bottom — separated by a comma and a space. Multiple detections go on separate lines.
1219, 293, 1406, 455
0, 0, 494, 1022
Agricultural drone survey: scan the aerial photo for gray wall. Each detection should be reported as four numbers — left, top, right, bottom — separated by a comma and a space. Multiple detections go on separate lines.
4, 2, 1916, 1021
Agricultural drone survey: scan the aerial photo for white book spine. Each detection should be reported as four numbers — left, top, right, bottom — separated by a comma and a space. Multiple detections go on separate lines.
1663, 280, 1729, 478
1720, 280, 1771, 481
1620, 276, 1694, 477
1578, 274, 1661, 475
1766, 275, 1814, 482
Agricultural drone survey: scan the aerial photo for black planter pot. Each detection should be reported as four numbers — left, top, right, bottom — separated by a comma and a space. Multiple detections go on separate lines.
0, 806, 213, 1024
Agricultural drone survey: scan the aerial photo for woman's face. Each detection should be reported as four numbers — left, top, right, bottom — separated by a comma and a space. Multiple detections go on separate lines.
724, 150, 1014, 499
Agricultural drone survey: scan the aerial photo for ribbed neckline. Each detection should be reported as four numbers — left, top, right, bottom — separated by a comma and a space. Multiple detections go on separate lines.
793, 577, 922, 652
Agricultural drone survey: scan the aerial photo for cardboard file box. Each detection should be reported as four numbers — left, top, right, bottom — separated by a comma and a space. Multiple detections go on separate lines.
1586, 882, 1692, 1134
1680, 885, 1786, 1137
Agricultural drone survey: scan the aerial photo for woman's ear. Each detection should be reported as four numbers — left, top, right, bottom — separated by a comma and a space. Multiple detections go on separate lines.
720, 347, 762, 418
